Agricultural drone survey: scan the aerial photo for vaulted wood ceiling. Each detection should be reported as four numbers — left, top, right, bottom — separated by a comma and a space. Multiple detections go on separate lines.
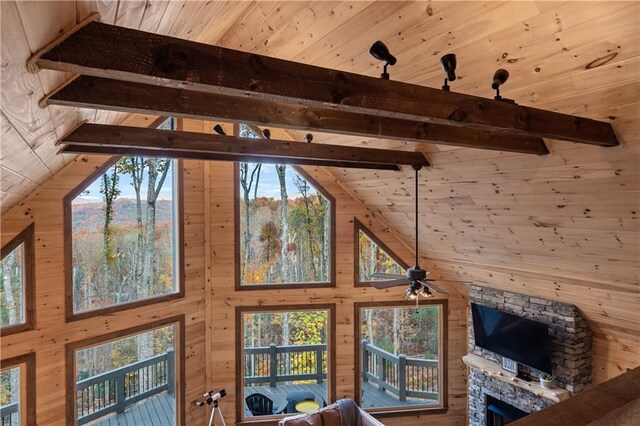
1, 1, 639, 381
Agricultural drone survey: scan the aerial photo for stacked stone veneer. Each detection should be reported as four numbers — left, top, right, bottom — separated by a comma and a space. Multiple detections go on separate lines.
467, 285, 592, 425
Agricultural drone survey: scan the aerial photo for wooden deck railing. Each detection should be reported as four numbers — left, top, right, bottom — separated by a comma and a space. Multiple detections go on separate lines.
361, 339, 439, 402
0, 401, 19, 426
75, 350, 174, 425
244, 343, 327, 387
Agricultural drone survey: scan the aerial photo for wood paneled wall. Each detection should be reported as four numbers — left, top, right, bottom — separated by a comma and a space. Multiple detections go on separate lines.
196, 118, 468, 425
0, 116, 468, 425
0, 115, 207, 425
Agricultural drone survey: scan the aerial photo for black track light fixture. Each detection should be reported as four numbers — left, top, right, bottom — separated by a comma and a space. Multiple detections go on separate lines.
262, 128, 271, 139
213, 124, 226, 135
440, 53, 457, 91
491, 69, 516, 103
305, 134, 313, 143
369, 40, 397, 80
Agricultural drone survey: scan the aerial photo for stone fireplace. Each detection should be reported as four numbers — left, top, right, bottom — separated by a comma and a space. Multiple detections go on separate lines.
465, 285, 593, 425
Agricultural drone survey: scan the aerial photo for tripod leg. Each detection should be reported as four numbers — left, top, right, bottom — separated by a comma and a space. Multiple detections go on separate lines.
215, 407, 227, 426
208, 405, 217, 426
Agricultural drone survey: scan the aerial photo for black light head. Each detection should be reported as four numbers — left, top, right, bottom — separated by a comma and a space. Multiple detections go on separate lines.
440, 53, 457, 82
262, 128, 271, 139
369, 40, 397, 65
492, 69, 509, 90
305, 133, 313, 143
213, 124, 226, 135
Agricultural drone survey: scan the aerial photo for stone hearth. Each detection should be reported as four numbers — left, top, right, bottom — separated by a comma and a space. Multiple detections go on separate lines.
466, 285, 592, 425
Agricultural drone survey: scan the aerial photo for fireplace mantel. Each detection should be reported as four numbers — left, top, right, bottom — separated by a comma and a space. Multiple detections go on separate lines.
463, 354, 570, 403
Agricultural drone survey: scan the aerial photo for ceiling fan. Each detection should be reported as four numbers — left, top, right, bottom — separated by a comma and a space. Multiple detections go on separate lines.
369, 165, 472, 299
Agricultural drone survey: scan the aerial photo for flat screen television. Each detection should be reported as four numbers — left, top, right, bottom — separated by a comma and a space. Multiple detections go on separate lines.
471, 303, 552, 374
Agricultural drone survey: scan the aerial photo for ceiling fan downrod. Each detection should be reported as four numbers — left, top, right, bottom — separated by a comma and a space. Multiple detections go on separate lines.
412, 164, 422, 269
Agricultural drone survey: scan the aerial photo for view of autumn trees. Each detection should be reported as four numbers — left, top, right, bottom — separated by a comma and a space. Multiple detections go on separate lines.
0, 367, 19, 420
76, 326, 175, 380
71, 155, 176, 314
238, 125, 330, 285
243, 310, 329, 404
358, 229, 405, 282
360, 306, 440, 360
0, 244, 24, 328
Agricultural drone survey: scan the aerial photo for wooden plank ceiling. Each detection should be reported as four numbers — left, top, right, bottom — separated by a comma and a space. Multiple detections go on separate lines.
1, 1, 639, 380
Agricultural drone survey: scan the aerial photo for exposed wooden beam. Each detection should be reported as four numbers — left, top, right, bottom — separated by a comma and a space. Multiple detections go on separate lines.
45, 76, 550, 155
59, 123, 431, 170
33, 21, 618, 146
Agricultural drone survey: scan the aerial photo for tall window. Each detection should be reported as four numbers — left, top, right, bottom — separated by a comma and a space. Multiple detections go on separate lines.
0, 353, 35, 426
0, 366, 21, 425
1, 224, 34, 335
239, 306, 333, 420
68, 119, 181, 316
70, 321, 180, 425
357, 302, 446, 413
237, 125, 333, 287
355, 219, 408, 285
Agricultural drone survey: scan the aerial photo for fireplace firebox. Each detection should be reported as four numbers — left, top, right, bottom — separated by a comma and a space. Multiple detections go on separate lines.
485, 395, 528, 425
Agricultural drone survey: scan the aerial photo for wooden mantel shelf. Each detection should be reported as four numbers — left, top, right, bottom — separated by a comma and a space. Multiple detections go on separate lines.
463, 354, 570, 403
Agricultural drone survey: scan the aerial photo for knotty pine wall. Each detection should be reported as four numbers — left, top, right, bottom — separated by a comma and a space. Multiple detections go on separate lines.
0, 117, 468, 425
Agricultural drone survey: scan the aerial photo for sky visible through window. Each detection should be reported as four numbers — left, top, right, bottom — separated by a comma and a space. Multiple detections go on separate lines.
75, 170, 174, 204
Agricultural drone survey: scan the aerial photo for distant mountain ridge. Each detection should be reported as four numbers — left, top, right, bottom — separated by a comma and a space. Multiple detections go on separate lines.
72, 198, 174, 233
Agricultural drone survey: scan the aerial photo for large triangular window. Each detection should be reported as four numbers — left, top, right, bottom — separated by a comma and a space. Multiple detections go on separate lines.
355, 218, 408, 286
237, 125, 334, 287
66, 118, 182, 319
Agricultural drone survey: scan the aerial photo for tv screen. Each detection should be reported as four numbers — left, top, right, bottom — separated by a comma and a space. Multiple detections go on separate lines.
471, 303, 552, 374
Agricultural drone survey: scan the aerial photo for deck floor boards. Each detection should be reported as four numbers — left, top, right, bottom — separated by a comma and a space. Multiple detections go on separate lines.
89, 392, 175, 426
243, 381, 437, 418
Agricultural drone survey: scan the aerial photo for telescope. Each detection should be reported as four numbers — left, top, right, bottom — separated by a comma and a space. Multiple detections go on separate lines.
196, 389, 227, 407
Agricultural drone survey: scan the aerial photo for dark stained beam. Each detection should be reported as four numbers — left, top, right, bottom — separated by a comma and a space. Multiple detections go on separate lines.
33, 21, 617, 146
59, 123, 431, 170
46, 76, 549, 155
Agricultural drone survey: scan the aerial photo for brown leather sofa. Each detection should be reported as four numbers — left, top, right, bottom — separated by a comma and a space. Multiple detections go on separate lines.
278, 398, 384, 426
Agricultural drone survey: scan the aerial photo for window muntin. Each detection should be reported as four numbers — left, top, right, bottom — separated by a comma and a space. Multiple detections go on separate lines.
238, 125, 332, 286
1, 224, 34, 335
72, 324, 178, 425
358, 302, 445, 412
355, 220, 407, 284
69, 120, 180, 314
240, 308, 331, 420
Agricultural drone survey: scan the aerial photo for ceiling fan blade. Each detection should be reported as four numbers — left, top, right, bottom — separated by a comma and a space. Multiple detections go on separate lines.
423, 278, 473, 283
370, 278, 410, 289
370, 272, 405, 280
418, 281, 449, 295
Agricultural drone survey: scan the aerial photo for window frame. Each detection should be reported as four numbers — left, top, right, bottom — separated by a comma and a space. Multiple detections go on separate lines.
354, 300, 448, 417
63, 154, 185, 322
0, 352, 36, 426
0, 223, 35, 336
235, 304, 337, 424
353, 218, 410, 288
65, 315, 186, 426
234, 156, 336, 291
